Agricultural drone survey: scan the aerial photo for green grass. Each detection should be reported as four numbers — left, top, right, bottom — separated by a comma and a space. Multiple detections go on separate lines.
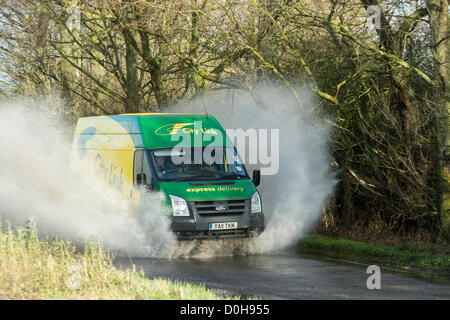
299, 234, 450, 282
0, 223, 235, 300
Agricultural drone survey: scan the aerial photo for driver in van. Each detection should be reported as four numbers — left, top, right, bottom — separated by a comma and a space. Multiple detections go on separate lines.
155, 156, 175, 176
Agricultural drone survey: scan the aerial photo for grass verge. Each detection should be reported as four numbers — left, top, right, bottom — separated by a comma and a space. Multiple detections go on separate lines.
0, 223, 234, 300
299, 234, 450, 282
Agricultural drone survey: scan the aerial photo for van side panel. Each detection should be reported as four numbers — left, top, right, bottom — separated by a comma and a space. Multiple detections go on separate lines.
71, 116, 142, 210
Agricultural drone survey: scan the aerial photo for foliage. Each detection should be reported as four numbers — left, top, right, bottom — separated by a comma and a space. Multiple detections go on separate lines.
301, 234, 450, 281
0, 222, 230, 299
0, 0, 448, 239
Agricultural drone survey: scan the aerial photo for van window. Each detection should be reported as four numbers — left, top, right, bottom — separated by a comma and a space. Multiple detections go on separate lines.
149, 147, 248, 181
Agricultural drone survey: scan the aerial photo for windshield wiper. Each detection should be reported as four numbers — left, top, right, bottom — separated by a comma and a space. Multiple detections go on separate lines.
216, 175, 247, 180
164, 176, 220, 182
162, 174, 247, 182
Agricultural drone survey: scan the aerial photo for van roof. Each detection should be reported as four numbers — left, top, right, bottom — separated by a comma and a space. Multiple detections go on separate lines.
76, 113, 232, 149
115, 113, 209, 117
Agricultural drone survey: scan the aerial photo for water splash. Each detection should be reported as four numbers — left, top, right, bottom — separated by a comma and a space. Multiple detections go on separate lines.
171, 85, 335, 254
0, 84, 335, 259
0, 99, 176, 257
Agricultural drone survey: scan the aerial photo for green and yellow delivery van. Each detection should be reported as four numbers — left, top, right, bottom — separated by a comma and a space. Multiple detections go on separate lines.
71, 113, 265, 240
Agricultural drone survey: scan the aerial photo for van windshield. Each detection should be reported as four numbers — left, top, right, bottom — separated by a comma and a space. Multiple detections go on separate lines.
149, 147, 248, 181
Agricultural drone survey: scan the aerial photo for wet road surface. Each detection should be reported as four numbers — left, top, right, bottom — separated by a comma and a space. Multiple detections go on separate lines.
114, 252, 450, 300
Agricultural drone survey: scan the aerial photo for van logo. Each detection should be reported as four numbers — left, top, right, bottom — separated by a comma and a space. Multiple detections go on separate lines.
77, 126, 97, 158
155, 123, 194, 136
77, 127, 112, 159
215, 205, 229, 211
155, 122, 219, 136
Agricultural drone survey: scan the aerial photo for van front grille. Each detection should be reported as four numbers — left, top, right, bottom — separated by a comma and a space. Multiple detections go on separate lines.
194, 200, 247, 217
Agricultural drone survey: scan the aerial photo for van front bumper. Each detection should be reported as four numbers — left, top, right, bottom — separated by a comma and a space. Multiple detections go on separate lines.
170, 211, 265, 240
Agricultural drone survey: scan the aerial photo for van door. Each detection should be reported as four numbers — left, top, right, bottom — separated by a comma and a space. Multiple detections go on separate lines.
133, 149, 153, 186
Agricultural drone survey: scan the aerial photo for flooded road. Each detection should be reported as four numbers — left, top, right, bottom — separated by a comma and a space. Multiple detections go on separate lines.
114, 251, 450, 300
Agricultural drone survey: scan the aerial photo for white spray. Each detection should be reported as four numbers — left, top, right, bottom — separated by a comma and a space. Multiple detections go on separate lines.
172, 85, 335, 253
0, 99, 176, 257
0, 85, 334, 258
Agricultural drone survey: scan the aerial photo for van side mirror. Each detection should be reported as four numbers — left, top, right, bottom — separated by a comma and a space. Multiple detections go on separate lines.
148, 176, 156, 190
252, 170, 261, 187
136, 173, 147, 185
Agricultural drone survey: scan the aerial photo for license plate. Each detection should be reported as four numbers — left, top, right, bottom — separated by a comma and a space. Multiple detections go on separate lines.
209, 222, 237, 230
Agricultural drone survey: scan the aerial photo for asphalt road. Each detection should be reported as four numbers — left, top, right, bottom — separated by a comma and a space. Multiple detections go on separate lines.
114, 250, 450, 300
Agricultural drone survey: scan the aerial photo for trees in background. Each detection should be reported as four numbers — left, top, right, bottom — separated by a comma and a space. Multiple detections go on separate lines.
0, 0, 448, 240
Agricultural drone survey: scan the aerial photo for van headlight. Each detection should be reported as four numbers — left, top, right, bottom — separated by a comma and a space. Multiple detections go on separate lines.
169, 195, 190, 217
251, 192, 262, 213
